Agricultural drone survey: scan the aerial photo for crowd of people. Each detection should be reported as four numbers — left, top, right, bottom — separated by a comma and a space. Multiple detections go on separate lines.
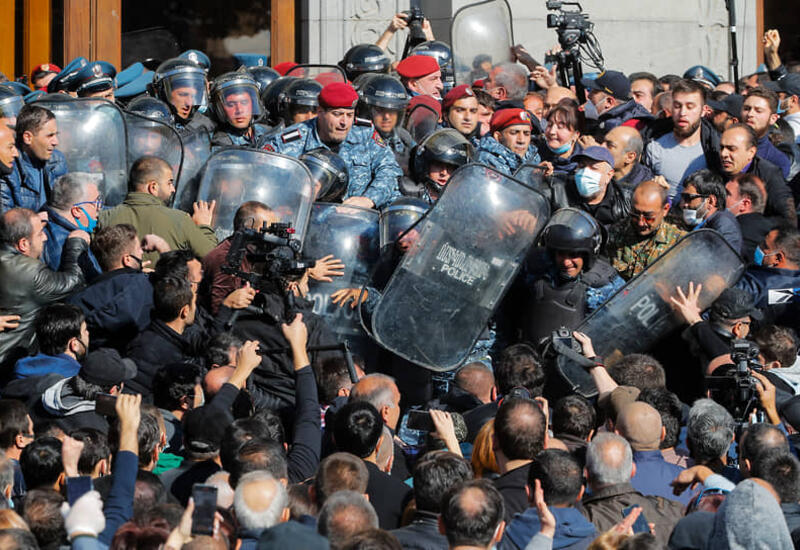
1, 7, 800, 550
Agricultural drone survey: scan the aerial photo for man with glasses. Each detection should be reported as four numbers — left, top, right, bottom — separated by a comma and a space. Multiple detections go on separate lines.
41, 172, 103, 280
677, 169, 742, 253
99, 156, 217, 264
606, 179, 685, 280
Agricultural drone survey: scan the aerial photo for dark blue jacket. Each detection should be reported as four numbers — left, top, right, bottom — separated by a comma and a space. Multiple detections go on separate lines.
13, 353, 81, 379
40, 206, 102, 280
736, 264, 800, 331
631, 450, 692, 506
0, 149, 67, 212
501, 505, 596, 550
698, 210, 743, 255
593, 99, 654, 135
758, 135, 792, 180
67, 268, 153, 352
99, 450, 138, 545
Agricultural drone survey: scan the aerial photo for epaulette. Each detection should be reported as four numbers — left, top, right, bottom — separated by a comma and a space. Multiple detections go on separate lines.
354, 117, 373, 128
281, 128, 303, 143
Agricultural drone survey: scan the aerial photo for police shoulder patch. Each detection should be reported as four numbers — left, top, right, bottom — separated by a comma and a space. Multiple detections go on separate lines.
371, 130, 386, 147
281, 129, 302, 143
355, 117, 373, 128
262, 143, 275, 152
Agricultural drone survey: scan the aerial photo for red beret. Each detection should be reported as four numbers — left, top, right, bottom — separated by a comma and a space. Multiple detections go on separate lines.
442, 84, 476, 111
490, 108, 532, 134
396, 55, 440, 79
31, 63, 61, 77
407, 94, 442, 118
318, 82, 359, 109
472, 79, 485, 90
273, 61, 299, 76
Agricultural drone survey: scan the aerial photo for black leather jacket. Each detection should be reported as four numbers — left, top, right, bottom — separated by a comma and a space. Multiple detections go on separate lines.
0, 238, 87, 368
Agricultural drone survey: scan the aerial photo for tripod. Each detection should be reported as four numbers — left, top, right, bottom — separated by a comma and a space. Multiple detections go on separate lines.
725, 0, 741, 92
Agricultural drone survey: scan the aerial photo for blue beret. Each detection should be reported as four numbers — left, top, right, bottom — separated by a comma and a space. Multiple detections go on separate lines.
115, 70, 154, 100
233, 53, 268, 68
116, 62, 146, 88
47, 57, 89, 93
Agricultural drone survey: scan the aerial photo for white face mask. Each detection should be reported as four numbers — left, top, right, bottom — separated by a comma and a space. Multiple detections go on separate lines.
574, 167, 604, 198
682, 200, 708, 226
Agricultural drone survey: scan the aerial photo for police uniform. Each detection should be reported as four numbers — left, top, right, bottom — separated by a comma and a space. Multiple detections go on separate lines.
475, 109, 541, 176
382, 126, 415, 175
260, 82, 402, 209
211, 123, 271, 149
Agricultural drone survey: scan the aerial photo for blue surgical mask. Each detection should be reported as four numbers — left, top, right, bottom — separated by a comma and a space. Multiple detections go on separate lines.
754, 245, 765, 265
583, 99, 600, 120
74, 207, 97, 233
778, 99, 788, 115
547, 140, 572, 155
574, 167, 604, 198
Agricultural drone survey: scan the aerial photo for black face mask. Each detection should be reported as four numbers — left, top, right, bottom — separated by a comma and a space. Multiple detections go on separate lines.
0, 161, 12, 177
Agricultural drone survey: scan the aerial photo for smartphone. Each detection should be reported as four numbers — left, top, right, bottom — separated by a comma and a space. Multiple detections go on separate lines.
66, 476, 93, 506
622, 505, 650, 534
407, 410, 435, 432
191, 484, 218, 536
95, 393, 117, 417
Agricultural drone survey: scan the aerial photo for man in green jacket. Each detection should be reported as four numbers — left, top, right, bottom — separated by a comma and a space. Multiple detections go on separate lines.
99, 156, 217, 265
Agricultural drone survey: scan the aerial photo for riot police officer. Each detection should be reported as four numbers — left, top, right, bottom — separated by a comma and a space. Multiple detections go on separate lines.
503, 208, 624, 346
476, 108, 541, 175
281, 79, 322, 126
260, 82, 402, 210
260, 76, 301, 131
150, 58, 215, 134
338, 44, 391, 82
246, 66, 281, 95
442, 84, 481, 147
127, 96, 175, 126
300, 148, 349, 202
405, 128, 474, 203
210, 71, 268, 148
359, 75, 414, 174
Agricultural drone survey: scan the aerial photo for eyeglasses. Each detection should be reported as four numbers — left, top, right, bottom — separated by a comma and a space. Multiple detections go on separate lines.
629, 210, 658, 222
73, 197, 104, 210
680, 193, 706, 202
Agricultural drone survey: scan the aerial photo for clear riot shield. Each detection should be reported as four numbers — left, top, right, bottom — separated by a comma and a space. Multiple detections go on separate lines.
195, 149, 314, 242
173, 129, 212, 212
304, 203, 380, 355
368, 164, 550, 371
36, 98, 128, 206
513, 165, 548, 194
404, 103, 439, 143
285, 64, 347, 85
380, 200, 428, 251
123, 111, 184, 182
450, 0, 515, 85
575, 229, 746, 359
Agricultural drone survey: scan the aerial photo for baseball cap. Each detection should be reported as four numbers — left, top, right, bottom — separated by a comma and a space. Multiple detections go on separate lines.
710, 287, 763, 321
571, 145, 615, 168
581, 70, 630, 100
766, 74, 800, 98
707, 94, 744, 119
182, 407, 226, 454
79, 348, 137, 386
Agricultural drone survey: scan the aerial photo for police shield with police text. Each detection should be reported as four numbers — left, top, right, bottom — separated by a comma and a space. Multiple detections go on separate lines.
365, 163, 550, 371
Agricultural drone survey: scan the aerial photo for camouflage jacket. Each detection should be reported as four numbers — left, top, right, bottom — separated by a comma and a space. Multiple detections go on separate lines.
606, 221, 686, 280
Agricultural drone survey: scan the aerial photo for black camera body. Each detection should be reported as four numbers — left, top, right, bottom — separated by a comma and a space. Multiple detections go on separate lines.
706, 339, 764, 423
545, 1, 593, 50
401, 7, 428, 58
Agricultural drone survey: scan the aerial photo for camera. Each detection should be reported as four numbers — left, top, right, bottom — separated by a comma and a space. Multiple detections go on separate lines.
706, 339, 764, 423
401, 6, 428, 58
545, 1, 593, 49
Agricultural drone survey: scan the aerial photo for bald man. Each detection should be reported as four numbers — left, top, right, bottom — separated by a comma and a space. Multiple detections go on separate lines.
543, 86, 577, 118
233, 471, 290, 546
616, 402, 692, 505
606, 179, 686, 280
0, 124, 18, 179
603, 126, 653, 190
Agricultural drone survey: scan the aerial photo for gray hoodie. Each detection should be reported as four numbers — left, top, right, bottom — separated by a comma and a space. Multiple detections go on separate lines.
41, 377, 95, 417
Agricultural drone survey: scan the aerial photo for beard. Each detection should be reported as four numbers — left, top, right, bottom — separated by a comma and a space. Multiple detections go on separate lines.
674, 117, 702, 138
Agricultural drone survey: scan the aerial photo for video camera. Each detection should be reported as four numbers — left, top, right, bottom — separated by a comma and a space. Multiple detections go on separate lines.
540, 327, 598, 400
545, 1, 593, 50
706, 339, 765, 423
222, 221, 315, 324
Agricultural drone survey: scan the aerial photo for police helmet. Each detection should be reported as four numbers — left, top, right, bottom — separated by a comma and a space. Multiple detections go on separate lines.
246, 66, 281, 93
179, 49, 211, 73
127, 96, 175, 125
0, 85, 25, 122
338, 44, 391, 81
151, 58, 209, 120
260, 76, 300, 126
361, 75, 409, 111
282, 79, 323, 111
352, 73, 378, 94
300, 148, 349, 203
411, 40, 455, 91
411, 128, 474, 196
379, 197, 428, 250
539, 208, 602, 268
211, 72, 263, 128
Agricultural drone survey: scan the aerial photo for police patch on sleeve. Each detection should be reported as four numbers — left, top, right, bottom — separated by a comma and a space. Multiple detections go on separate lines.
372, 130, 386, 147
281, 129, 302, 143
262, 143, 275, 152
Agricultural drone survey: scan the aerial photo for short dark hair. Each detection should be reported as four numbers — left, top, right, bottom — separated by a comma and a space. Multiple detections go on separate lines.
441, 479, 504, 548
0, 207, 35, 247
69, 428, 111, 476
740, 422, 789, 465
473, 88, 496, 110
753, 325, 799, 369
16, 105, 55, 139
135, 410, 162, 469
20, 437, 63, 490
333, 401, 384, 459
233, 201, 272, 231
152, 275, 193, 322
729, 173, 766, 214
133, 470, 169, 514
552, 395, 595, 440
637, 387, 683, 449
129, 156, 171, 191
23, 488, 66, 549
151, 249, 195, 283
250, 408, 287, 446
608, 354, 666, 390
546, 102, 580, 132
317, 357, 354, 405
413, 451, 474, 513
751, 449, 800, 503
34, 303, 85, 356
658, 74, 682, 90
495, 344, 546, 396
629, 72, 660, 96
528, 449, 584, 506
228, 438, 288, 488
0, 529, 39, 550
726, 122, 758, 149
746, 86, 779, 114
342, 529, 403, 550
0, 399, 29, 450
91, 224, 139, 271
495, 397, 546, 461
205, 332, 243, 368
314, 452, 370, 505
773, 224, 800, 266
220, 417, 274, 473
152, 363, 203, 411
684, 169, 726, 211
69, 373, 114, 401
670, 79, 707, 104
